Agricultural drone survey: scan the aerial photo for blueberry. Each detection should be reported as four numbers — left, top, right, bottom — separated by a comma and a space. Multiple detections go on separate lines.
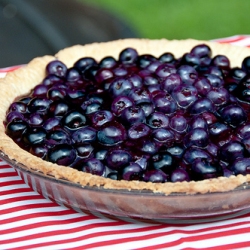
47, 129, 71, 145
119, 48, 138, 65
219, 104, 247, 127
22, 127, 47, 145
106, 149, 132, 171
151, 152, 175, 173
100, 56, 117, 69
172, 85, 198, 108
6, 120, 28, 138
184, 128, 209, 148
122, 163, 143, 181
111, 96, 134, 116
143, 169, 168, 183
170, 168, 190, 182
137, 54, 157, 69
8, 102, 27, 113
97, 122, 127, 146
155, 63, 176, 79
194, 77, 212, 96
74, 57, 97, 73
146, 111, 169, 129
160, 73, 182, 94
219, 141, 245, 162
27, 97, 51, 115
177, 65, 198, 85
46, 60, 67, 78
71, 126, 97, 144
158, 52, 175, 64
62, 110, 87, 130
230, 157, 250, 175
91, 110, 114, 127
47, 144, 76, 166
76, 143, 94, 158
128, 123, 151, 140
30, 145, 48, 159
191, 158, 221, 180
121, 106, 146, 125
153, 92, 177, 114
189, 97, 215, 115
49, 101, 69, 117
169, 114, 188, 133
190, 44, 211, 58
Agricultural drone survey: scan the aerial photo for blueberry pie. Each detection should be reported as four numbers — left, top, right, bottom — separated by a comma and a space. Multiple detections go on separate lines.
1, 38, 250, 195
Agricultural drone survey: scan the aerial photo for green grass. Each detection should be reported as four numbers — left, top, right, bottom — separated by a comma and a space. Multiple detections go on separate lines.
82, 0, 250, 40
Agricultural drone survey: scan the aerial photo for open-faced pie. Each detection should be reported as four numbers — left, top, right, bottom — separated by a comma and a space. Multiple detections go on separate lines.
2, 38, 250, 195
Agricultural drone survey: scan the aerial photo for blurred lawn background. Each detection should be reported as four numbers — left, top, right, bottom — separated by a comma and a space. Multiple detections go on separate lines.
83, 0, 250, 40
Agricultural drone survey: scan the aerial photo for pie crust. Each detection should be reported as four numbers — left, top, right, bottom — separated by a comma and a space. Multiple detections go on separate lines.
1, 38, 250, 195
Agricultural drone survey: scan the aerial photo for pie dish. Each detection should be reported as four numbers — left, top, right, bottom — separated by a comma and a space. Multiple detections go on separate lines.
2, 38, 250, 222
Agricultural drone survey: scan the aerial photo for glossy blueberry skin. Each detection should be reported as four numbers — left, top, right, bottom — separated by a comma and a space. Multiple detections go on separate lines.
47, 128, 71, 145
119, 47, 138, 65
122, 163, 143, 181
191, 158, 221, 180
128, 123, 151, 140
219, 104, 247, 127
111, 96, 134, 116
74, 57, 97, 73
106, 149, 132, 171
184, 128, 209, 148
146, 112, 169, 129
219, 141, 245, 163
47, 144, 76, 166
22, 127, 47, 145
170, 168, 190, 182
121, 106, 146, 126
91, 110, 114, 128
143, 169, 168, 183
190, 44, 211, 58
151, 152, 175, 173
71, 126, 97, 144
230, 157, 250, 175
62, 110, 87, 131
172, 85, 198, 108
6, 120, 28, 138
109, 78, 134, 97
177, 65, 198, 85
97, 122, 127, 146
158, 52, 175, 64
160, 73, 182, 93
46, 60, 67, 78
82, 158, 105, 176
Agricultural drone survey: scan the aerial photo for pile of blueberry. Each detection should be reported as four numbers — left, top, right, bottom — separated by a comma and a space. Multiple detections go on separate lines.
5, 44, 250, 183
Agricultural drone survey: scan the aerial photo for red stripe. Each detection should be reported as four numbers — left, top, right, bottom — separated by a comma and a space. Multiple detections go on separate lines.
135, 225, 250, 250
2, 224, 165, 250
184, 240, 250, 250
215, 35, 249, 43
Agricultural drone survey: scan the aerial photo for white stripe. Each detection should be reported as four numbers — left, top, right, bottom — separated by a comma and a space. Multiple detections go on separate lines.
0, 199, 52, 210
0, 167, 16, 173
1, 223, 156, 249
0, 206, 70, 220
3, 223, 250, 250
0, 191, 38, 200
0, 176, 24, 183
0, 183, 30, 191
0, 161, 13, 166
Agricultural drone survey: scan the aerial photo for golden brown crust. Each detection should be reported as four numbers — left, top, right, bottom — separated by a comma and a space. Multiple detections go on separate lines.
1, 38, 250, 195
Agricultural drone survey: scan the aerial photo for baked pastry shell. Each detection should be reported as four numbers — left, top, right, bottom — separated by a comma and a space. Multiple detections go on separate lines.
1, 38, 250, 196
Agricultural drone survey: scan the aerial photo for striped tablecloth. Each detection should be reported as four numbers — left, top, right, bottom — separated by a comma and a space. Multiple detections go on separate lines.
2, 35, 250, 250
